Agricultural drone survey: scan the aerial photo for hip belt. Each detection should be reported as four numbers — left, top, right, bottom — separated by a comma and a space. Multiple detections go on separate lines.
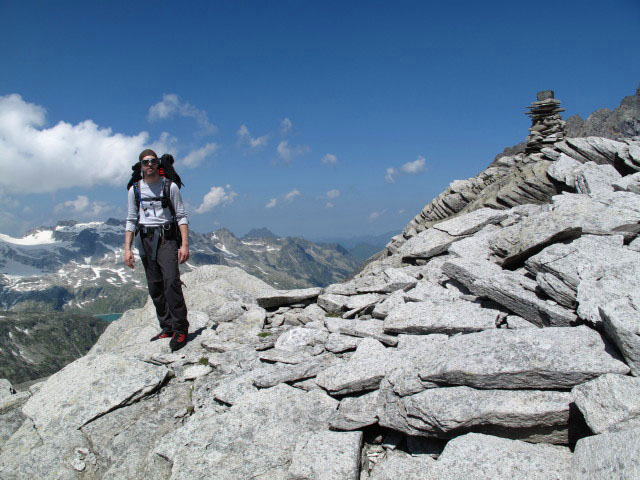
136, 223, 178, 260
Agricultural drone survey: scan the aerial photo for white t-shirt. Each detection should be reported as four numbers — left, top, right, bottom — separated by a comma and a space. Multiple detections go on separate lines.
125, 178, 188, 232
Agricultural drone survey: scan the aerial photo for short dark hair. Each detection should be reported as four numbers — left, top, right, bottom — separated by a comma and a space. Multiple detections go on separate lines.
139, 149, 158, 161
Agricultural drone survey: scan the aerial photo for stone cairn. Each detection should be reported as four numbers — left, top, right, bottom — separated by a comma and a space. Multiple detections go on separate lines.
525, 90, 566, 153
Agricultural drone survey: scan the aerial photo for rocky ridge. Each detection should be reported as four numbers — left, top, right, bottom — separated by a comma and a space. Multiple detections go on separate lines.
2, 91, 640, 478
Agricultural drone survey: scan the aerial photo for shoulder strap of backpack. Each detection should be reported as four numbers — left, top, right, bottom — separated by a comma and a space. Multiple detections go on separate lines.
162, 178, 176, 220
133, 181, 142, 218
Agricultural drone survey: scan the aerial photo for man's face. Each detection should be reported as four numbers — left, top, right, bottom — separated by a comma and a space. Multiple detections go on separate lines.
141, 155, 159, 175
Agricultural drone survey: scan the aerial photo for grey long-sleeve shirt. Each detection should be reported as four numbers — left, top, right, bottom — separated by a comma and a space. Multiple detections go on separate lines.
125, 178, 188, 232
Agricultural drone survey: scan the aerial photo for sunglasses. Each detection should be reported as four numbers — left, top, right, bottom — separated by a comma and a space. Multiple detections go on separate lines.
141, 158, 159, 166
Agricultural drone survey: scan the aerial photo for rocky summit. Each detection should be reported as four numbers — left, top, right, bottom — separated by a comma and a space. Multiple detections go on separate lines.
2, 88, 640, 479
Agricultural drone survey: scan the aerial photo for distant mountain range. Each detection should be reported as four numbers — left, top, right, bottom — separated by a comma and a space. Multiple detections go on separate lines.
313, 230, 399, 261
0, 221, 363, 314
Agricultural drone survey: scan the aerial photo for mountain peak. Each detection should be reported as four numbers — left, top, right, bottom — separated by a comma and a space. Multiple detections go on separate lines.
243, 227, 278, 239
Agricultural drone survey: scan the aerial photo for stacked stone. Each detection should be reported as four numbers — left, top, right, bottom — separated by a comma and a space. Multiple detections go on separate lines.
525, 90, 566, 153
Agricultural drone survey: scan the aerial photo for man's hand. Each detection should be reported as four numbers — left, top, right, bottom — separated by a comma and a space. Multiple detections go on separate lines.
124, 249, 135, 269
178, 245, 189, 264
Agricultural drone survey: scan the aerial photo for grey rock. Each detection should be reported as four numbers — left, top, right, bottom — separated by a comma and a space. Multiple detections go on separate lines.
418, 326, 629, 389
505, 315, 538, 329
398, 228, 457, 260
426, 433, 572, 480
369, 449, 435, 480
556, 136, 640, 171
316, 339, 393, 395
448, 224, 502, 261
330, 390, 379, 430
324, 333, 362, 353
526, 234, 625, 309
548, 153, 583, 184
433, 208, 508, 236
180, 364, 213, 380
572, 374, 640, 434
209, 372, 258, 406
298, 303, 327, 324
155, 384, 338, 480
288, 430, 362, 480
325, 317, 398, 346
211, 301, 246, 323
260, 348, 312, 364
613, 172, 640, 194
599, 299, 640, 376
490, 192, 640, 267
443, 257, 577, 327
572, 162, 621, 194
572, 428, 640, 480
257, 287, 322, 309
80, 382, 191, 480
399, 386, 573, 444
275, 327, 329, 351
355, 268, 418, 294
403, 279, 462, 302
383, 298, 500, 335
253, 356, 336, 388
371, 290, 407, 319
0, 407, 25, 446
317, 293, 351, 314
22, 353, 168, 438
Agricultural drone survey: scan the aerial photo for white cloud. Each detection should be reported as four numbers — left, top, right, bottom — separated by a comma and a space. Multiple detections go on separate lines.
385, 167, 398, 183
54, 195, 111, 217
325, 202, 334, 208
0, 94, 174, 194
321, 153, 338, 165
182, 143, 218, 168
401, 155, 426, 174
265, 198, 277, 208
326, 189, 340, 199
237, 124, 268, 149
195, 185, 237, 214
284, 188, 301, 201
368, 209, 386, 222
147, 93, 217, 135
280, 117, 292, 135
277, 140, 310, 163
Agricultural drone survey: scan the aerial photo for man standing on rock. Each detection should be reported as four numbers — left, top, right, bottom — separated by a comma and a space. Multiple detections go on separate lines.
124, 149, 190, 351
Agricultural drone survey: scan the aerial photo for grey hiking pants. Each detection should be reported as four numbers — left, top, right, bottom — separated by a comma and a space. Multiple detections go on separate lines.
140, 232, 189, 333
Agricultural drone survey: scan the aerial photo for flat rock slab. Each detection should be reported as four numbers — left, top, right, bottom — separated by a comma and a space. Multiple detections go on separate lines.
156, 384, 339, 480
418, 326, 629, 389
275, 327, 329, 351
316, 339, 394, 395
180, 364, 213, 380
599, 299, 640, 376
317, 293, 351, 314
259, 348, 311, 364
253, 356, 335, 388
443, 257, 577, 327
257, 288, 322, 309
288, 430, 362, 480
448, 224, 502, 261
572, 428, 640, 480
22, 353, 168, 437
324, 333, 362, 353
369, 449, 436, 480
425, 433, 571, 480
383, 298, 500, 335
572, 374, 640, 434
330, 390, 379, 431
399, 228, 457, 260
401, 386, 573, 444
490, 192, 640, 267
325, 317, 398, 346
526, 234, 625, 309
433, 207, 508, 236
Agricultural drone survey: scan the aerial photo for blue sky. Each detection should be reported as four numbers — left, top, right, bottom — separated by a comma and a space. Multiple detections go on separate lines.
1, 0, 639, 240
